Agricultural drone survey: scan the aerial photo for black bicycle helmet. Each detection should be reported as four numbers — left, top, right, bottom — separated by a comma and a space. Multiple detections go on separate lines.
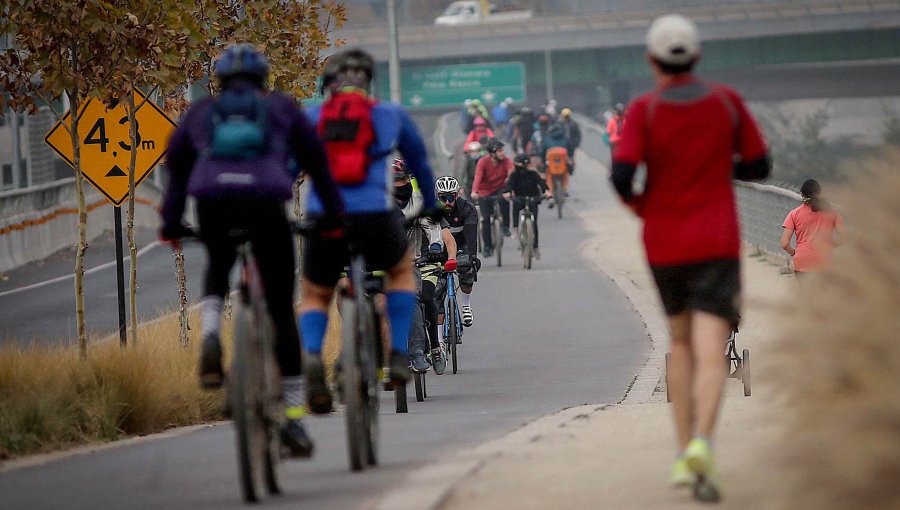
321, 49, 375, 92
514, 153, 531, 166
485, 138, 504, 154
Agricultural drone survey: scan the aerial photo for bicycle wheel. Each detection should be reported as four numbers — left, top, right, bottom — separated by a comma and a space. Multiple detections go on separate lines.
361, 298, 380, 467
523, 218, 534, 269
554, 186, 564, 219
258, 312, 282, 496
742, 349, 752, 397
447, 299, 459, 374
492, 217, 503, 267
339, 296, 365, 472
232, 304, 267, 502
414, 372, 425, 402
395, 383, 408, 413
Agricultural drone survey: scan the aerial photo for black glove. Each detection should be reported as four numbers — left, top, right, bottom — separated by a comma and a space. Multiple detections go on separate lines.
421, 207, 445, 222
472, 256, 481, 272
159, 223, 194, 243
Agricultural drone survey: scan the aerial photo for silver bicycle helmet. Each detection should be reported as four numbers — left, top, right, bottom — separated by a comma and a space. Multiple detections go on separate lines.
435, 176, 460, 194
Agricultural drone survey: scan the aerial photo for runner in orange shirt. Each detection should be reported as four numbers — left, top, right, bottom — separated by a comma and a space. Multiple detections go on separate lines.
781, 179, 844, 279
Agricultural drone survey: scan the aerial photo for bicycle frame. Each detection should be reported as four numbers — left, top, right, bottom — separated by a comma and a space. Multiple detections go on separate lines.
442, 271, 464, 341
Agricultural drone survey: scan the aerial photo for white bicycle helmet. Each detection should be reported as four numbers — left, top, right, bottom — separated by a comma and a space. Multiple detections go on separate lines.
435, 176, 460, 194
465, 141, 482, 153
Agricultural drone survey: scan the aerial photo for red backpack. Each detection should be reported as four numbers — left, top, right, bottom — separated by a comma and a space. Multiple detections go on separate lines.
317, 89, 375, 185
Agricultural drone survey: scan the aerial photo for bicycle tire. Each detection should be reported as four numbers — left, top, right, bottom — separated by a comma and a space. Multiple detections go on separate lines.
339, 297, 365, 472
448, 299, 459, 374
423, 374, 428, 398
523, 218, 534, 269
258, 312, 282, 496
742, 348, 751, 397
395, 383, 408, 413
232, 305, 266, 502
492, 217, 503, 267
414, 372, 424, 402
362, 301, 380, 467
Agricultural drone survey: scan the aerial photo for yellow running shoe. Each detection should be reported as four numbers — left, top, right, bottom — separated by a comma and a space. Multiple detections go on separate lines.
670, 456, 694, 488
684, 438, 722, 502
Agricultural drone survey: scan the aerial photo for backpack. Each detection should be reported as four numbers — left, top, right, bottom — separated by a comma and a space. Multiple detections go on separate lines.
318, 89, 375, 185
208, 93, 270, 160
545, 146, 568, 175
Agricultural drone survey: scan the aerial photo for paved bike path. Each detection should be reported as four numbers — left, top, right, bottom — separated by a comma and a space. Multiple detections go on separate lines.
0, 143, 649, 509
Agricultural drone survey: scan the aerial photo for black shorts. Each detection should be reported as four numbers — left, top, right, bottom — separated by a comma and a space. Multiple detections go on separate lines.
650, 259, 741, 323
302, 212, 408, 287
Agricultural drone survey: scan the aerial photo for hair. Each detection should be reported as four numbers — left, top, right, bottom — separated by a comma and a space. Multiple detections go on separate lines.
651, 56, 697, 76
800, 178, 828, 212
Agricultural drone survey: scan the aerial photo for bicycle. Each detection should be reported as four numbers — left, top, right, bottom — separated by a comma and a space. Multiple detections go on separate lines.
438, 264, 466, 374
664, 327, 750, 402
486, 195, 505, 267
220, 229, 283, 503
515, 196, 542, 270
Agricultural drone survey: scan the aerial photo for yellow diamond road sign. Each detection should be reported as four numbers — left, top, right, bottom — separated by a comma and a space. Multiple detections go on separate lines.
44, 89, 177, 206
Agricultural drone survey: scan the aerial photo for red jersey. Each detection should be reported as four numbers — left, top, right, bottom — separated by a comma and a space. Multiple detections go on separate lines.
614, 75, 767, 266
472, 155, 513, 196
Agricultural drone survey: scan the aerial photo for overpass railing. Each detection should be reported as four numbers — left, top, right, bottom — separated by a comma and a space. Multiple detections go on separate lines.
0, 178, 162, 273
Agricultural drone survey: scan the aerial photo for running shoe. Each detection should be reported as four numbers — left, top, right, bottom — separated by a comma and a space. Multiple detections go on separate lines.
462, 306, 474, 327
199, 333, 224, 389
670, 456, 694, 488
684, 438, 722, 502
503, 226, 512, 237
431, 347, 447, 375
411, 349, 430, 373
304, 354, 333, 415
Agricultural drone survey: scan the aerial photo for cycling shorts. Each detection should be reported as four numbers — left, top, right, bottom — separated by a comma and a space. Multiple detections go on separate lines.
302, 212, 408, 287
650, 259, 740, 324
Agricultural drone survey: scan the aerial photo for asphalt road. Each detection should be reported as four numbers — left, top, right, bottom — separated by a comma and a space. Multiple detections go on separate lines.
0, 148, 650, 509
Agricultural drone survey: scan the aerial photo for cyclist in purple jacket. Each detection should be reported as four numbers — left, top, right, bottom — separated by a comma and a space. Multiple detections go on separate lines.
159, 44, 344, 458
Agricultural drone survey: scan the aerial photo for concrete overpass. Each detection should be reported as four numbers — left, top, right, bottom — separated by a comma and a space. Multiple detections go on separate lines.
335, 0, 900, 108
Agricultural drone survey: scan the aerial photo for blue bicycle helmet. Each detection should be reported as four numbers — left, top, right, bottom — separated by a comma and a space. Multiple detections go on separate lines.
214, 44, 269, 82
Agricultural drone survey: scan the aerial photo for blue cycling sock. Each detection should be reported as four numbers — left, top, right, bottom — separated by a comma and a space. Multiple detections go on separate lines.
298, 310, 328, 354
385, 290, 417, 355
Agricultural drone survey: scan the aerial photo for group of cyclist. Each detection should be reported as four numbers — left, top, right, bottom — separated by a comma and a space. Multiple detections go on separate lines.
160, 45, 498, 460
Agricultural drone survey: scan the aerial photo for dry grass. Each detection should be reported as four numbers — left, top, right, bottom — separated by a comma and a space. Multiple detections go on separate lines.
771, 147, 900, 509
1, 301, 343, 460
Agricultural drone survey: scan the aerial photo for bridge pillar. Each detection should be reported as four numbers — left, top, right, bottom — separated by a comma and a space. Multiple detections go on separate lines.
544, 49, 554, 103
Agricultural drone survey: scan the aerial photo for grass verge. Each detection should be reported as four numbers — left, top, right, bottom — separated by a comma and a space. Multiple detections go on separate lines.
772, 147, 900, 509
1, 301, 343, 461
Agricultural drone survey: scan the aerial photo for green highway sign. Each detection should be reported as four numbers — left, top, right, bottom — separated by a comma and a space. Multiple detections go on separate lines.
401, 62, 525, 108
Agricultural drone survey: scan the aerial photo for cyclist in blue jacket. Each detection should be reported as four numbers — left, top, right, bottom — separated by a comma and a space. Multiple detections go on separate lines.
298, 49, 440, 414
159, 44, 344, 458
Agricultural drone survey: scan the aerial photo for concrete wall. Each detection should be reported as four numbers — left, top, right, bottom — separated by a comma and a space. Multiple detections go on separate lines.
0, 179, 162, 273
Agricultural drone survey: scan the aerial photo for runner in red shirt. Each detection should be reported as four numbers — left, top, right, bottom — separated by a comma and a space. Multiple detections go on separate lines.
470, 138, 513, 256
610, 14, 770, 502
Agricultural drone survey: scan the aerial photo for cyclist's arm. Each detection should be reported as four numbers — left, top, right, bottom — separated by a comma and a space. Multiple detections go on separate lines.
396, 108, 438, 208
160, 105, 201, 231
442, 228, 457, 261
471, 157, 486, 197
290, 105, 345, 217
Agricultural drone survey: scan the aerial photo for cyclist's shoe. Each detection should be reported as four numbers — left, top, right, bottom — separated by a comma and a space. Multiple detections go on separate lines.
304, 354, 333, 415
503, 226, 512, 238
199, 333, 224, 390
411, 350, 430, 373
280, 416, 314, 459
482, 245, 494, 258
684, 438, 722, 502
670, 456, 694, 488
431, 347, 447, 375
533, 248, 541, 260
547, 201, 555, 209
462, 306, 474, 327
564, 190, 570, 197
385, 350, 410, 389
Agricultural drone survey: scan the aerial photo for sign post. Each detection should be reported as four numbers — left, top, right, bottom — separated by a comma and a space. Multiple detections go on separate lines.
113, 207, 127, 347
45, 89, 177, 346
401, 62, 526, 109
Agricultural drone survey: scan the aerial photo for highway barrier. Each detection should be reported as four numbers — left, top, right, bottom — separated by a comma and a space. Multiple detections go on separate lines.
0, 178, 162, 273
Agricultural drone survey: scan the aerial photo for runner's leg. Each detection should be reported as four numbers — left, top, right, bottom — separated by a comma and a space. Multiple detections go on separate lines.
668, 312, 693, 451
691, 311, 730, 439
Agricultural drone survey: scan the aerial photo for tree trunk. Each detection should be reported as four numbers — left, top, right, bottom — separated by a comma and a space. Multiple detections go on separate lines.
68, 93, 89, 358
126, 89, 139, 347
174, 245, 190, 346
293, 176, 305, 299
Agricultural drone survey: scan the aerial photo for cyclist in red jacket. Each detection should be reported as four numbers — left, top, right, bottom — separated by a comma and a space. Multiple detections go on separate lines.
469, 138, 513, 257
